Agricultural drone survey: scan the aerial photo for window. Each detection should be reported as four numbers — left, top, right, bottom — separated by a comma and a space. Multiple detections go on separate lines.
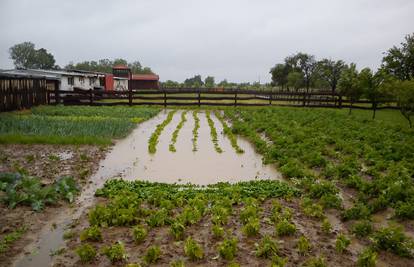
79, 77, 84, 84
67, 77, 74, 85
89, 77, 96, 86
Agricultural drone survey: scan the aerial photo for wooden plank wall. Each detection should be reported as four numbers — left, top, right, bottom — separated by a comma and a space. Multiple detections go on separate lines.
0, 77, 48, 112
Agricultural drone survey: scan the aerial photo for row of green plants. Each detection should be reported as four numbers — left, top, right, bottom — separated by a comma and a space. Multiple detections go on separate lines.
169, 111, 188, 152
192, 111, 200, 152
0, 226, 27, 255
205, 111, 223, 153
214, 111, 244, 154
148, 110, 176, 153
0, 172, 79, 211
0, 106, 160, 145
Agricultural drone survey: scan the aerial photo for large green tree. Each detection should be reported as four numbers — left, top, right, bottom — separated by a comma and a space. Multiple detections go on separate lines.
316, 59, 345, 93
184, 75, 203, 88
285, 53, 316, 92
338, 63, 363, 114
9, 42, 56, 69
204, 76, 215, 88
382, 33, 414, 80
270, 63, 290, 89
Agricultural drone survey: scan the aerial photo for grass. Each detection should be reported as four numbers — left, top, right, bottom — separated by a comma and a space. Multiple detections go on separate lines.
0, 105, 160, 145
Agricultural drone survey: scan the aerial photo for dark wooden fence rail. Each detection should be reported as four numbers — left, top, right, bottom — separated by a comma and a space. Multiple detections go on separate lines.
0, 77, 49, 112
47, 88, 398, 110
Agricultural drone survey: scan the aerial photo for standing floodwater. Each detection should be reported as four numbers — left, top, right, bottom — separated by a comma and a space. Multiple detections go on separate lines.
103, 109, 281, 184
13, 109, 281, 267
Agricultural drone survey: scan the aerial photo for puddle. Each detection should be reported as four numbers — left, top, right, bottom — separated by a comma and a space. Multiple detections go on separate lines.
13, 109, 281, 267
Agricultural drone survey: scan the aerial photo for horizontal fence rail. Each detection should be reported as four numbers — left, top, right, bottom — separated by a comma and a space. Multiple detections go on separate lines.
45, 88, 398, 110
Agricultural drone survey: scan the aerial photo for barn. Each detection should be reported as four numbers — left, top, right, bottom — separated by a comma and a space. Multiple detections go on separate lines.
112, 65, 159, 90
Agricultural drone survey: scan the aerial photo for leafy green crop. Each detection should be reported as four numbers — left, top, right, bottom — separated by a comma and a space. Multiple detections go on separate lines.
148, 110, 176, 153
335, 234, 351, 253
143, 245, 161, 264
218, 237, 238, 261
192, 111, 200, 151
102, 241, 128, 263
75, 243, 96, 263
169, 111, 187, 152
184, 236, 204, 261
80, 226, 102, 242
0, 227, 26, 254
132, 225, 147, 244
255, 235, 278, 258
215, 111, 244, 153
206, 111, 223, 153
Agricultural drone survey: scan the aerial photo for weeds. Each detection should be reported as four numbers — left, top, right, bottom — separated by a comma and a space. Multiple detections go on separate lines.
143, 245, 162, 264
335, 234, 351, 253
218, 237, 238, 261
75, 243, 96, 263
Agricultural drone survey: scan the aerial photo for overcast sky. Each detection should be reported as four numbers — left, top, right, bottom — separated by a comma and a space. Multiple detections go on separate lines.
0, 0, 413, 83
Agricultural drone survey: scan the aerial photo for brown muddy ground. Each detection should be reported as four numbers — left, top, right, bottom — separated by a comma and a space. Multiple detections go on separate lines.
54, 198, 360, 267
0, 144, 106, 267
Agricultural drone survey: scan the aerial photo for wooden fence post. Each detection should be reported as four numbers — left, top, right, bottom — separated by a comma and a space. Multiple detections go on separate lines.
198, 91, 201, 107
234, 90, 238, 106
164, 91, 167, 107
269, 91, 272, 105
339, 95, 342, 108
128, 88, 133, 106
54, 80, 60, 104
89, 89, 93, 105
302, 92, 306, 107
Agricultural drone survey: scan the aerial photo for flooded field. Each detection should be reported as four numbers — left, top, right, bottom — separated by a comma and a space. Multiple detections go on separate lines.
12, 109, 281, 267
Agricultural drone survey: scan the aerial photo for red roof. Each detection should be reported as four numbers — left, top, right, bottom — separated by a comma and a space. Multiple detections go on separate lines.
132, 74, 159, 81
113, 64, 130, 70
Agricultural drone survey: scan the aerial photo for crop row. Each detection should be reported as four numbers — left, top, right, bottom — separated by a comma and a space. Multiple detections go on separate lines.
205, 111, 223, 153
214, 111, 244, 154
169, 111, 188, 152
192, 111, 200, 152
148, 110, 176, 154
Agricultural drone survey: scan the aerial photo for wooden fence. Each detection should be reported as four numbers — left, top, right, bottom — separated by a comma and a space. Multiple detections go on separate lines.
0, 77, 50, 112
47, 88, 397, 109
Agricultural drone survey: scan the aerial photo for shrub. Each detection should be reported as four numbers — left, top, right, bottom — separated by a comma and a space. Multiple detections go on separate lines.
80, 226, 102, 242
132, 225, 148, 244
297, 235, 312, 255
371, 225, 414, 257
144, 245, 162, 264
242, 218, 260, 237
351, 220, 373, 238
75, 243, 96, 263
335, 234, 351, 253
184, 237, 204, 261
255, 235, 278, 258
275, 219, 296, 236
357, 248, 377, 267
218, 237, 238, 261
101, 241, 127, 263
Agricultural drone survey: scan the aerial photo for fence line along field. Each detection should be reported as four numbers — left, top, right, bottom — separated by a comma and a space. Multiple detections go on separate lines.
1, 104, 413, 267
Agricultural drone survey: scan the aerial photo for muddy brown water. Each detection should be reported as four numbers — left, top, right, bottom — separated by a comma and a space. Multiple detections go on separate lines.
13, 110, 281, 267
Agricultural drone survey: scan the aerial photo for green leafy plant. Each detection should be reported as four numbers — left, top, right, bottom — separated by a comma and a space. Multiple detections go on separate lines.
335, 234, 351, 253
132, 225, 148, 244
218, 237, 238, 261
255, 235, 278, 258
101, 241, 127, 263
206, 111, 223, 153
270, 255, 288, 267
80, 225, 102, 242
184, 236, 204, 261
169, 111, 187, 152
275, 219, 296, 236
297, 235, 312, 255
303, 256, 327, 267
75, 243, 96, 263
0, 227, 26, 254
321, 218, 332, 234
192, 111, 200, 151
215, 111, 244, 153
170, 259, 185, 267
242, 217, 260, 237
212, 224, 225, 239
148, 110, 176, 153
170, 221, 186, 240
143, 245, 162, 264
371, 225, 414, 257
351, 220, 373, 238
357, 248, 377, 267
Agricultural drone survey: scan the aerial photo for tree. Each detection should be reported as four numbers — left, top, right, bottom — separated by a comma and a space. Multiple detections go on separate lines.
358, 68, 391, 119
287, 71, 304, 91
9, 42, 56, 69
383, 79, 414, 128
162, 80, 180, 88
285, 53, 316, 93
270, 63, 290, 89
204, 76, 215, 88
64, 58, 154, 74
338, 63, 363, 114
382, 33, 414, 80
316, 59, 345, 93
184, 75, 203, 88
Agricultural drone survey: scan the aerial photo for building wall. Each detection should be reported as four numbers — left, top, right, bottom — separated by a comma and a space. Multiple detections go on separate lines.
129, 80, 159, 90
60, 75, 101, 91
114, 79, 128, 91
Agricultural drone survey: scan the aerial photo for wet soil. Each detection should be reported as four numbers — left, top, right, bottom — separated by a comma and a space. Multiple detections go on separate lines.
0, 144, 106, 267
